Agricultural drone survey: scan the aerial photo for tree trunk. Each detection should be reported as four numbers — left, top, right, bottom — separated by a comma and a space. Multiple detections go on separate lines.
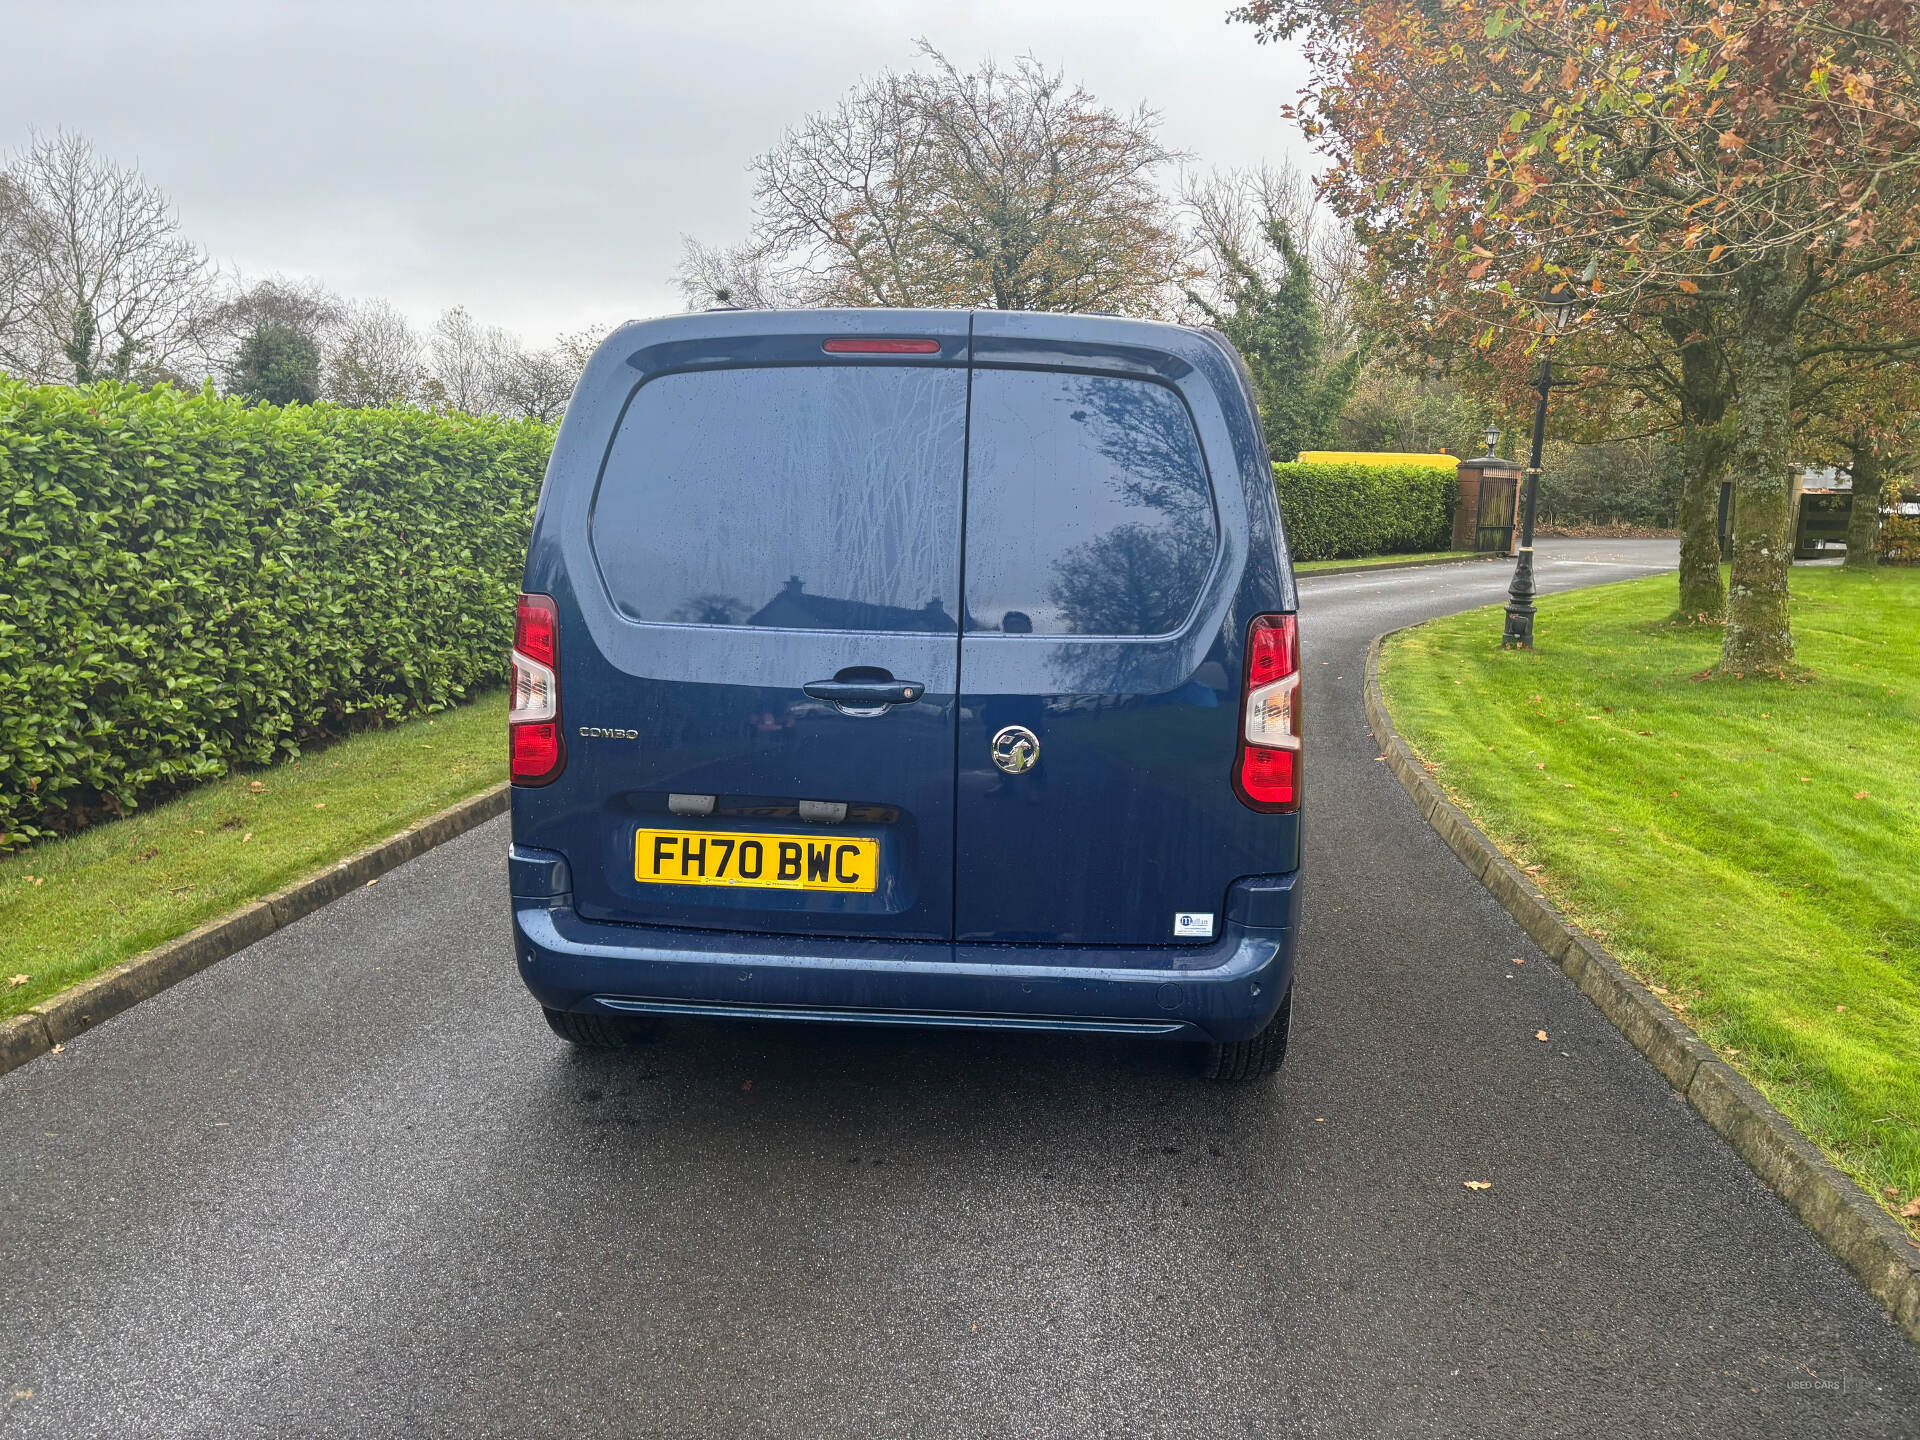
1844, 442, 1883, 569
1719, 267, 1798, 674
1665, 309, 1730, 620
1677, 416, 1730, 619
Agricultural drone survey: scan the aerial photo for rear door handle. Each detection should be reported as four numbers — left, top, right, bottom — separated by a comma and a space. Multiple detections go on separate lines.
803, 679, 924, 709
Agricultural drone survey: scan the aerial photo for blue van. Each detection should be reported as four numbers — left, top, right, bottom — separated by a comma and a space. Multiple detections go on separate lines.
507, 309, 1302, 1080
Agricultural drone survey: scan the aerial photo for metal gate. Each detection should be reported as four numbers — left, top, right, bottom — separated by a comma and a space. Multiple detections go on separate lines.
1475, 475, 1517, 554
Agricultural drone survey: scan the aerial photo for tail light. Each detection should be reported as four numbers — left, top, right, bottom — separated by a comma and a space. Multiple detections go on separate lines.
1234, 614, 1300, 811
510, 593, 564, 786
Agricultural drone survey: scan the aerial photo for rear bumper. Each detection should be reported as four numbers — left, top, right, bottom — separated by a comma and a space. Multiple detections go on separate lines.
510, 857, 1300, 1045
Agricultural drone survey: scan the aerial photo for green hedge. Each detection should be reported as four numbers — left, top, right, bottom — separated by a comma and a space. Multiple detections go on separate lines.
1274, 461, 1456, 561
0, 379, 552, 849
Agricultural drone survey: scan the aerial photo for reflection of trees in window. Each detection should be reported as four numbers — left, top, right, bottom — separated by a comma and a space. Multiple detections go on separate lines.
1049, 521, 1214, 636
1071, 377, 1214, 530
669, 594, 750, 625
1048, 376, 1214, 637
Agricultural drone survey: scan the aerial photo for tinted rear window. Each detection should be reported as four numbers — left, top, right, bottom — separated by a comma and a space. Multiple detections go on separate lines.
591, 366, 965, 630
962, 370, 1217, 636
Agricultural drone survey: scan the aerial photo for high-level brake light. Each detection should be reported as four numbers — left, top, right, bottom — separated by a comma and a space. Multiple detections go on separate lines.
510, 593, 564, 785
1234, 614, 1300, 812
821, 337, 943, 354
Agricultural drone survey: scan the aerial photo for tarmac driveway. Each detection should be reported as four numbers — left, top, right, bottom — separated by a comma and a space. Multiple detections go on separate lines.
3, 538, 1916, 1438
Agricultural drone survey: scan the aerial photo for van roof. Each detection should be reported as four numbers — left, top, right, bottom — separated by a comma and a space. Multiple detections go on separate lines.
575, 308, 1239, 404
595, 307, 1211, 352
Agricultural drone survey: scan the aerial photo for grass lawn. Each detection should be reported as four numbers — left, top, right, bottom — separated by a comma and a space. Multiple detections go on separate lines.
1380, 567, 1920, 1231
1295, 549, 1481, 574
2, 693, 506, 1022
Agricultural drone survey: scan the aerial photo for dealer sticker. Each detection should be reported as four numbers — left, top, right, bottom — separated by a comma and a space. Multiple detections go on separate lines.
1174, 912, 1215, 938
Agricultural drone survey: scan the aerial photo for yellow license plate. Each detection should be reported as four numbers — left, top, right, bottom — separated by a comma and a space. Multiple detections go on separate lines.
634, 828, 880, 892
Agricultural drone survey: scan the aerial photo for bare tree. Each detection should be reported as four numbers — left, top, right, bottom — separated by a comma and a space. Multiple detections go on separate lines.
672, 237, 797, 310
5, 130, 213, 384
325, 297, 422, 407
0, 172, 51, 377
553, 323, 608, 375
679, 43, 1186, 314
428, 305, 497, 413
485, 331, 574, 422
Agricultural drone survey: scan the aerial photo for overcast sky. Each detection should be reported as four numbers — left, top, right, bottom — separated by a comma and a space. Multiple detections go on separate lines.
4, 1, 1312, 342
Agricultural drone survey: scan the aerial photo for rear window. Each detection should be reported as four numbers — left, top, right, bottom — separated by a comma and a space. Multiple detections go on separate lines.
963, 370, 1217, 636
590, 366, 965, 630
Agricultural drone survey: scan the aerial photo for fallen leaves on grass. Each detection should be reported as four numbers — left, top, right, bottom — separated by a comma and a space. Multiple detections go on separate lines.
248, 781, 266, 793
7, 974, 27, 987
1903, 1198, 1920, 1220
1855, 791, 1870, 800
1464, 1180, 1493, 1191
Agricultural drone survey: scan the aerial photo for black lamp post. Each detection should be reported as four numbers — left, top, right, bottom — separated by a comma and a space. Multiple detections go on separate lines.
1502, 283, 1583, 650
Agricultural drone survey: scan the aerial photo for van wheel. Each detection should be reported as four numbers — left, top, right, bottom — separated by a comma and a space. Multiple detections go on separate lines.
542, 1006, 648, 1049
1198, 986, 1292, 1082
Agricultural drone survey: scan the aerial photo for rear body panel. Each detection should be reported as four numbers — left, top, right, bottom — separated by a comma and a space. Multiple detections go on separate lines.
512, 308, 1300, 1039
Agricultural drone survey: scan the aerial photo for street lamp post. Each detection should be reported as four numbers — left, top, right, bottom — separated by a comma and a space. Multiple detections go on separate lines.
1502, 284, 1582, 650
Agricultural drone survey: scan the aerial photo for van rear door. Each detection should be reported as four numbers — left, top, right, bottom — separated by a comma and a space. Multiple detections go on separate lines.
549, 321, 966, 941
953, 318, 1279, 946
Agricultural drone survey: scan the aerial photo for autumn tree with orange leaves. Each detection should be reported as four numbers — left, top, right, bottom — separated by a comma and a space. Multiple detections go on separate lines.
1237, 0, 1920, 673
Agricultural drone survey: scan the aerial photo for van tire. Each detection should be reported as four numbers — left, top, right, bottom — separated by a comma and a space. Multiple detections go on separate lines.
1198, 986, 1291, 1082
542, 1006, 645, 1049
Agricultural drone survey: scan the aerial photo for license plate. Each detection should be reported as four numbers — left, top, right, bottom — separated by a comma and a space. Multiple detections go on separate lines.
634, 828, 879, 893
